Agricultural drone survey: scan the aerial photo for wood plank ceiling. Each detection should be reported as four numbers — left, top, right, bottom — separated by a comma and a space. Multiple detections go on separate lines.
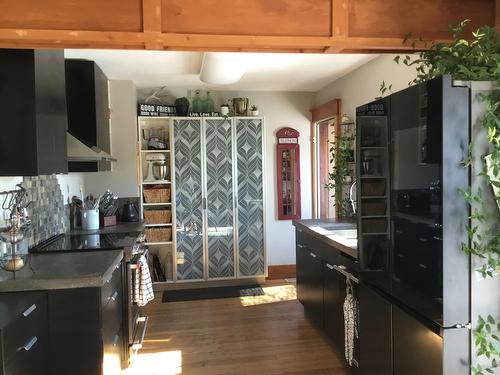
0, 0, 497, 53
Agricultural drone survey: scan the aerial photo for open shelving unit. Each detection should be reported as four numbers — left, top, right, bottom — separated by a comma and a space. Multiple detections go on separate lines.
137, 116, 175, 284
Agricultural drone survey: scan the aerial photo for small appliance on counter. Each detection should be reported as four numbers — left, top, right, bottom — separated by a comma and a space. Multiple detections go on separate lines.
122, 201, 140, 222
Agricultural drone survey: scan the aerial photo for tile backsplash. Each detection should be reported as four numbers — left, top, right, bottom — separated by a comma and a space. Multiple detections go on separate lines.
21, 175, 69, 247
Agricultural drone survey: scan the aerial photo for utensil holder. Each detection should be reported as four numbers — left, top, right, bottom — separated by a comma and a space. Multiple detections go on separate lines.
81, 209, 99, 230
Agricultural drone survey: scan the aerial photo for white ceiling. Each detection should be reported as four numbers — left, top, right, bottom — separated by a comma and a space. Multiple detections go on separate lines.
64, 49, 377, 92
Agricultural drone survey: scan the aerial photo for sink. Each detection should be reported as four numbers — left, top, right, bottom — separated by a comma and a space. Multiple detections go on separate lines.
328, 229, 357, 239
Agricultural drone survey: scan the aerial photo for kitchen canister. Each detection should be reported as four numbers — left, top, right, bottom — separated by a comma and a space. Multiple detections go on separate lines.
81, 209, 99, 230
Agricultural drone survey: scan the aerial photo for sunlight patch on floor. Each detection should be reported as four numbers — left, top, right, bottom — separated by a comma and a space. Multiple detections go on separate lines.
240, 284, 297, 306
122, 350, 182, 375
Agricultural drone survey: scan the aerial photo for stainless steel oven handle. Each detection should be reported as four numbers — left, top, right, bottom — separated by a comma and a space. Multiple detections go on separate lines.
131, 316, 149, 352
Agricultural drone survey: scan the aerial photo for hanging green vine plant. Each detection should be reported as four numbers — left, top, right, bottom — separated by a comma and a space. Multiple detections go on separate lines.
385, 20, 500, 375
325, 132, 355, 217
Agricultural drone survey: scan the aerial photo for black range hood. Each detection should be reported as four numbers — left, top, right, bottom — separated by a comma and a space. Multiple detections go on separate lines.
65, 59, 116, 171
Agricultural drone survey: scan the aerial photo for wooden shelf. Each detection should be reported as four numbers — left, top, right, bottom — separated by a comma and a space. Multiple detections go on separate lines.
143, 202, 172, 206
361, 232, 389, 236
360, 146, 386, 149
142, 180, 171, 185
145, 223, 173, 227
360, 195, 388, 199
361, 215, 388, 219
140, 149, 170, 153
146, 241, 173, 245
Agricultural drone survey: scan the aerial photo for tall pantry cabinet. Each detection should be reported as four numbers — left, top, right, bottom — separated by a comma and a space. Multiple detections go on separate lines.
139, 116, 266, 285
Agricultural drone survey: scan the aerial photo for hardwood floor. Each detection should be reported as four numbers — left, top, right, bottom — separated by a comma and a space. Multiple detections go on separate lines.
126, 282, 347, 375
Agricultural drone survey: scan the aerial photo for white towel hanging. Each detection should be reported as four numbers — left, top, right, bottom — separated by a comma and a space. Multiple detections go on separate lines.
134, 255, 155, 307
343, 279, 359, 366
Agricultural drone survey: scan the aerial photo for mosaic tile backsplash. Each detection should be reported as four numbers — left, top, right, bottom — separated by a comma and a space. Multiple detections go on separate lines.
21, 175, 69, 247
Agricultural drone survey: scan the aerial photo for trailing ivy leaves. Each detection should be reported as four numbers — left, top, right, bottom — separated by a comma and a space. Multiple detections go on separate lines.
385, 19, 500, 375
325, 132, 355, 217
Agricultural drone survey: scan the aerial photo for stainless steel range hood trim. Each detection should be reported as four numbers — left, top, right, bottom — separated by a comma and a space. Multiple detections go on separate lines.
67, 133, 117, 162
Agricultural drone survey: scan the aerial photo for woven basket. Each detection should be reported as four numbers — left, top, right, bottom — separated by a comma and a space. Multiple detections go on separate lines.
361, 182, 386, 197
143, 187, 171, 203
145, 227, 172, 242
144, 209, 172, 224
361, 201, 386, 216
362, 219, 387, 233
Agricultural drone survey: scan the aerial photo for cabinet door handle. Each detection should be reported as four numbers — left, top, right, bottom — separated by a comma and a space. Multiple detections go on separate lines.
18, 336, 37, 352
326, 263, 334, 270
418, 237, 429, 243
112, 334, 120, 347
309, 252, 317, 258
22, 304, 36, 317
396, 230, 403, 234
418, 263, 428, 269
297, 244, 303, 249
433, 236, 442, 241
111, 291, 118, 301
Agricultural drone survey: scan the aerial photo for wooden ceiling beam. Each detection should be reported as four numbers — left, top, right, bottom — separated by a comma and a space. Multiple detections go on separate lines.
142, 0, 163, 49
0, 27, 435, 52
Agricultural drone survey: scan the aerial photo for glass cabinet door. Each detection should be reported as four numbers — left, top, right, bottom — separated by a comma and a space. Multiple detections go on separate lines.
356, 101, 390, 271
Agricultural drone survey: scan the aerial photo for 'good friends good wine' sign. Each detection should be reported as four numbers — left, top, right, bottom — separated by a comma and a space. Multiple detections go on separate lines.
138, 103, 177, 116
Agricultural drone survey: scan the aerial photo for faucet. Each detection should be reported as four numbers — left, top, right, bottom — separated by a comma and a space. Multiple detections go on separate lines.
349, 180, 357, 215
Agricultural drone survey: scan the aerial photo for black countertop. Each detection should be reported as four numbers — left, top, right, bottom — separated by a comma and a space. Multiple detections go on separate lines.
0, 250, 123, 292
0, 221, 144, 293
292, 219, 358, 259
68, 220, 145, 235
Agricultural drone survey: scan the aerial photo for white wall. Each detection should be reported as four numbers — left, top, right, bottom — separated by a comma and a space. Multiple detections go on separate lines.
315, 54, 417, 120
83, 80, 139, 197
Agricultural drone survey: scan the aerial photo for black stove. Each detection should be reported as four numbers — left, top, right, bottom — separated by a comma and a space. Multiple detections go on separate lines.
29, 232, 142, 253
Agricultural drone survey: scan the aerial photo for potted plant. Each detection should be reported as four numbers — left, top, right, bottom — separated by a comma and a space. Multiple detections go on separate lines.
220, 103, 230, 116
250, 105, 259, 116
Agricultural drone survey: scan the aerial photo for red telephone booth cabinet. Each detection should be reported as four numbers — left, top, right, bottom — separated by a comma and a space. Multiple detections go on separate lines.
276, 127, 301, 220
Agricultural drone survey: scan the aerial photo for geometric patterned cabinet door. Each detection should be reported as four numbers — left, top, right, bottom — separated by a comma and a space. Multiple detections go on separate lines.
205, 118, 235, 279
236, 118, 265, 276
174, 119, 204, 280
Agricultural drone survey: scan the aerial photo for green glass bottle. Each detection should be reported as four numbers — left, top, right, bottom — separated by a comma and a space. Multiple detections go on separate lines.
192, 90, 202, 112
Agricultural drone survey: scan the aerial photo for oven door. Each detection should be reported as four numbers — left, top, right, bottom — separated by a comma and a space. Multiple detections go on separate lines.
127, 250, 150, 360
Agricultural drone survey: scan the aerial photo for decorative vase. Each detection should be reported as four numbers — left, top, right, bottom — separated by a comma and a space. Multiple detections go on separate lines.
174, 97, 190, 116
251, 110, 259, 116
192, 90, 202, 112
220, 106, 229, 116
233, 97, 249, 116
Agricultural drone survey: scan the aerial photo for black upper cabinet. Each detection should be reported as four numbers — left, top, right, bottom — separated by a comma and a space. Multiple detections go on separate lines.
65, 59, 111, 172
0, 49, 68, 176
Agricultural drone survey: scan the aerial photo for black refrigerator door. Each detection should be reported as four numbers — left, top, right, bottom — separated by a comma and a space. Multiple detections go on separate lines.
389, 75, 470, 329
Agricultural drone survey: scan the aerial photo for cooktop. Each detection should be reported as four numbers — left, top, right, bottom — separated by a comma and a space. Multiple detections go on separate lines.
29, 232, 142, 253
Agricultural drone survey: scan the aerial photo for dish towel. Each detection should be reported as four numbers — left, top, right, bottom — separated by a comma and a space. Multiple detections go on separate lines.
343, 284, 359, 366
134, 255, 155, 307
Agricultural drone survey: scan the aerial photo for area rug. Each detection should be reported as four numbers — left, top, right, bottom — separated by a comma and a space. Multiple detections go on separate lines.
162, 285, 264, 302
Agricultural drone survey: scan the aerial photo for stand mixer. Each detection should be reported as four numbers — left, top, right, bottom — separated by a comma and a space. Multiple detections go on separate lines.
144, 153, 169, 182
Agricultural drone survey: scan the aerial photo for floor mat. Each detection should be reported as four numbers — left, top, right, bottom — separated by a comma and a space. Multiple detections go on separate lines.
162, 285, 264, 302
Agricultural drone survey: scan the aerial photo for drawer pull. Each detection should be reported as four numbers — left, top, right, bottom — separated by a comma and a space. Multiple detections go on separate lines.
112, 334, 120, 347
418, 237, 429, 243
309, 252, 317, 258
297, 229, 303, 233
433, 236, 442, 241
326, 263, 334, 270
418, 263, 428, 269
111, 291, 118, 301
22, 304, 36, 317
297, 244, 303, 249
18, 336, 37, 352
